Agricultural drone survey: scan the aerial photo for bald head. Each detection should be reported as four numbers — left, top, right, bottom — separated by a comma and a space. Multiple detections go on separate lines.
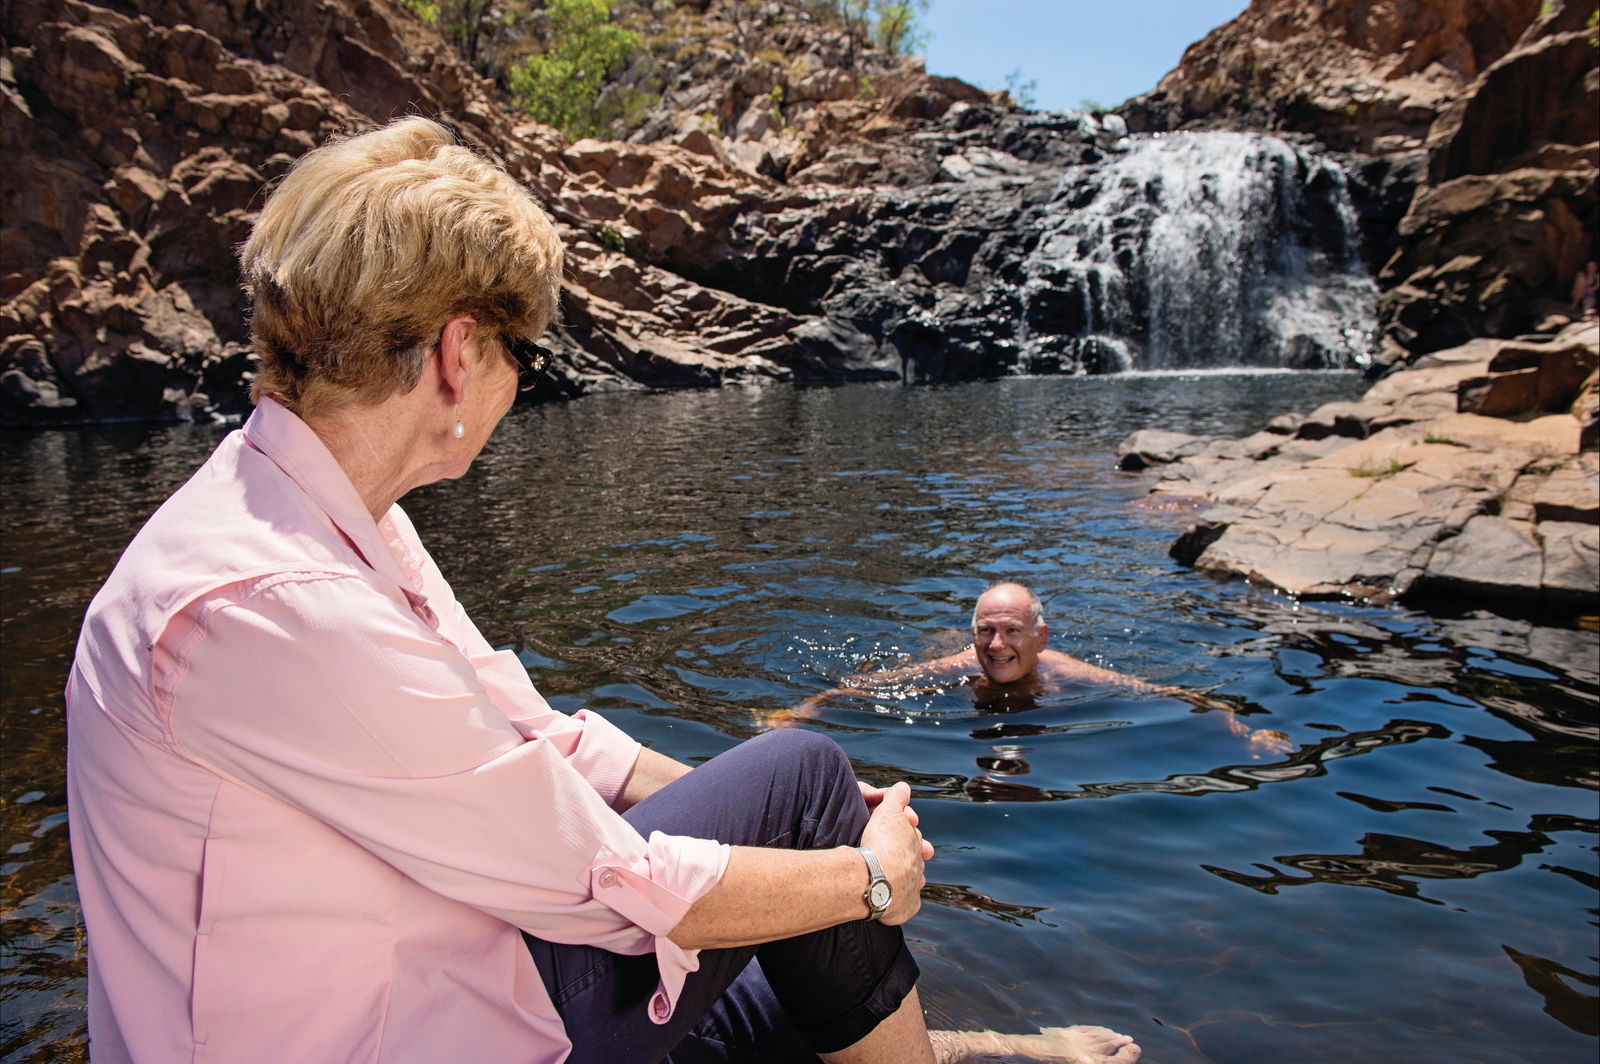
972, 583, 1044, 634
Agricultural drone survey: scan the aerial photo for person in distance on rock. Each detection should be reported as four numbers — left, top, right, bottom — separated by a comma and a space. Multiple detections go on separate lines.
65, 117, 1138, 1064
768, 581, 1289, 755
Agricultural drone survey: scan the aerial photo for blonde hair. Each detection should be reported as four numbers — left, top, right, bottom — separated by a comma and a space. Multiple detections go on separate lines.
239, 117, 563, 416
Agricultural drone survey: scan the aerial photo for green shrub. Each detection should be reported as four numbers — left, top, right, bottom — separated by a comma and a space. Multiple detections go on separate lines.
508, 0, 639, 140
401, 0, 440, 22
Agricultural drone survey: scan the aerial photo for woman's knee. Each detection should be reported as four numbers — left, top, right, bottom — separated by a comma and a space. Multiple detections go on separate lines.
749, 728, 856, 794
755, 730, 867, 847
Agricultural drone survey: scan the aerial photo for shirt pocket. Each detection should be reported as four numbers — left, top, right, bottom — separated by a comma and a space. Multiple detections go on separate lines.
190, 829, 228, 1048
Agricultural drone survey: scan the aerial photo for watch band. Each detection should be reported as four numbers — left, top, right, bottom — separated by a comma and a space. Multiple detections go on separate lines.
856, 845, 892, 920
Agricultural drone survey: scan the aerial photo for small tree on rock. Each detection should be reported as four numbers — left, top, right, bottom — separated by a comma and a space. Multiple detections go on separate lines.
508, 0, 639, 139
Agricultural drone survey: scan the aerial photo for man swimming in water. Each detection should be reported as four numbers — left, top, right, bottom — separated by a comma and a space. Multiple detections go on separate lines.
896, 581, 1150, 689
770, 581, 1289, 754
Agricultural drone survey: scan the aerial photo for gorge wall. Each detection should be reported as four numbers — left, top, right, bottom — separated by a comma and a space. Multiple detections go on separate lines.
2, 0, 1596, 426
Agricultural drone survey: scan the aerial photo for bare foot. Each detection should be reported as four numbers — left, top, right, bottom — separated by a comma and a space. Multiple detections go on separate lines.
931, 1025, 1140, 1063
1033, 1026, 1141, 1063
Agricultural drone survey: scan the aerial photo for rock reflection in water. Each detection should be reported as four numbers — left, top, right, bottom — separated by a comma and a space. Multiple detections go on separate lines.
1186, 594, 1600, 793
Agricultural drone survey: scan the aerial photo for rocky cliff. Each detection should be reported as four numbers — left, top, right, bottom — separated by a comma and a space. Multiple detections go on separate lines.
1378, 2, 1599, 357
1127, 0, 1543, 154
1, 0, 517, 422
0, 0, 1095, 424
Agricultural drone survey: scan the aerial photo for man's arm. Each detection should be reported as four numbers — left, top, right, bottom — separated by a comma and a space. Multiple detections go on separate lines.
1040, 649, 1163, 690
1044, 651, 1292, 755
755, 651, 976, 730
841, 650, 976, 688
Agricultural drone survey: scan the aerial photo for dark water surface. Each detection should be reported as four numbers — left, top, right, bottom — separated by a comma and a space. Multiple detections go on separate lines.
3, 373, 1596, 1063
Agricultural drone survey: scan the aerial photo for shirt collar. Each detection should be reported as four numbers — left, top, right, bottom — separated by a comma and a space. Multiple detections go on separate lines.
242, 396, 425, 601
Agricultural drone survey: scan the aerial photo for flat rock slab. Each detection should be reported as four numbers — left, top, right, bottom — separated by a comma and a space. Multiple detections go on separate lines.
1123, 322, 1600, 608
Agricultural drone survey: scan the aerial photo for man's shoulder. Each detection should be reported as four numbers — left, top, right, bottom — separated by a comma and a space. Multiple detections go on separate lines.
1038, 649, 1100, 677
1039, 649, 1083, 666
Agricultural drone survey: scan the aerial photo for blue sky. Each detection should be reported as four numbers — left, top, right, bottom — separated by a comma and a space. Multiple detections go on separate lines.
917, 0, 1249, 113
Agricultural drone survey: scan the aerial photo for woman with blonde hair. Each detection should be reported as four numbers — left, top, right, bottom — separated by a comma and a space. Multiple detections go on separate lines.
66, 117, 1138, 1064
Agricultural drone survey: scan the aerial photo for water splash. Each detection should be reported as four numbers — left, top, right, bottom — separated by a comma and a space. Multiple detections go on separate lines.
1017, 131, 1377, 373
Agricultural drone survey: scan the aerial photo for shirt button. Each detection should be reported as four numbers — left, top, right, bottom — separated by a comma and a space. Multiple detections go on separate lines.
597, 869, 619, 890
652, 994, 671, 1020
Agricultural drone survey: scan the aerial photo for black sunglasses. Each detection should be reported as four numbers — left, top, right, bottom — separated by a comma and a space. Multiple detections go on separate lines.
503, 335, 553, 393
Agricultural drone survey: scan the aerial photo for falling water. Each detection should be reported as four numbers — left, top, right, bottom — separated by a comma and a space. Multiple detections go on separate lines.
1016, 131, 1377, 373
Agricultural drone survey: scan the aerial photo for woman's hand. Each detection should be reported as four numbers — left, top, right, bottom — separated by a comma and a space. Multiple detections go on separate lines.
858, 781, 931, 925
667, 781, 935, 949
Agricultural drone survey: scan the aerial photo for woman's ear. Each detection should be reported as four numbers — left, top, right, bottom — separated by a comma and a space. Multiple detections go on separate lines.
435, 316, 481, 405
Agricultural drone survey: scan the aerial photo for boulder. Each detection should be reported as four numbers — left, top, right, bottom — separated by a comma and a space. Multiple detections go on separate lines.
1116, 429, 1210, 470
1421, 515, 1545, 595
1537, 521, 1600, 601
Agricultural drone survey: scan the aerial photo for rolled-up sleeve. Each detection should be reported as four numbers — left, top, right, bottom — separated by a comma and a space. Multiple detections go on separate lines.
162, 570, 729, 1017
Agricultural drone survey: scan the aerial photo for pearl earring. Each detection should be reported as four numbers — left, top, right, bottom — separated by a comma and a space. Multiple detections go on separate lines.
453, 408, 465, 439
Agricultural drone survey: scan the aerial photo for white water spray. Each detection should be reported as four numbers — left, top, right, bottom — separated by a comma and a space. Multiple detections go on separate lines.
1016, 131, 1376, 372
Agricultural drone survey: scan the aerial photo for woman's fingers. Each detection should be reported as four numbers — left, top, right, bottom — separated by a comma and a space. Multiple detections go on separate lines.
859, 780, 936, 925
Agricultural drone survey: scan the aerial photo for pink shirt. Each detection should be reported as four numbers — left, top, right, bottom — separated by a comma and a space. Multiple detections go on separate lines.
66, 396, 730, 1063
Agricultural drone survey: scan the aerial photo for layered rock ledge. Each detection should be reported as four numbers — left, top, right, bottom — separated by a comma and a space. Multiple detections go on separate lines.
1119, 321, 1599, 610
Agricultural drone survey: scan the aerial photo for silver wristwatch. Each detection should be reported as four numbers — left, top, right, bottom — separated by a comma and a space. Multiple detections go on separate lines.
856, 846, 892, 920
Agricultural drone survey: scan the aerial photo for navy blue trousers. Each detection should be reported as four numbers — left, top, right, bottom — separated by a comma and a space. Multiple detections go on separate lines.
524, 729, 920, 1064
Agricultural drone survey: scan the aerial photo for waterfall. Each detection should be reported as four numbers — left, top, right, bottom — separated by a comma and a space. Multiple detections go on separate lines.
1015, 131, 1376, 373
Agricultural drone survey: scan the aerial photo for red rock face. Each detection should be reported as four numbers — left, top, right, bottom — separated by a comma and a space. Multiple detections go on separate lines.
1379, 4, 1599, 357
0, 0, 1009, 424
1125, 0, 1544, 153
0, 0, 509, 423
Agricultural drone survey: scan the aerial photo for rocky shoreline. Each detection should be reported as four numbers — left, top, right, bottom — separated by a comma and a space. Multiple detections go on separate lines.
1118, 321, 1599, 611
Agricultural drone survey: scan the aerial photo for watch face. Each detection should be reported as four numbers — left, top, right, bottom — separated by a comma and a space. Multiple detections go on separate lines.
869, 880, 893, 911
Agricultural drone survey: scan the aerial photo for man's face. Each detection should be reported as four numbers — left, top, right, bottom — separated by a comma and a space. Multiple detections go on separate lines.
971, 590, 1047, 685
